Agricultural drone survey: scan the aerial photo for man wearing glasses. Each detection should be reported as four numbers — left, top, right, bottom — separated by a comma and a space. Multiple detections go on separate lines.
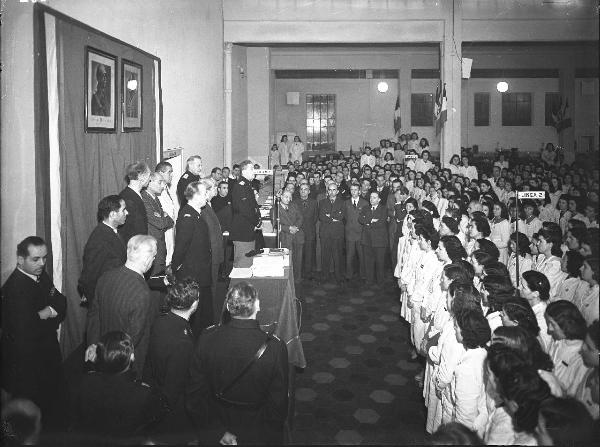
318, 181, 346, 285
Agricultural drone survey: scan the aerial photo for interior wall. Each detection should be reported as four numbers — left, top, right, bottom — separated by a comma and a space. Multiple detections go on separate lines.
1, 0, 224, 282
246, 47, 271, 168
231, 45, 248, 165
574, 78, 599, 152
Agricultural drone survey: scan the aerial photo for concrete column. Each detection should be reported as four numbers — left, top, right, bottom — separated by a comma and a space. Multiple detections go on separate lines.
440, 0, 462, 166
224, 42, 233, 167
246, 47, 271, 168
399, 68, 412, 137
558, 67, 576, 151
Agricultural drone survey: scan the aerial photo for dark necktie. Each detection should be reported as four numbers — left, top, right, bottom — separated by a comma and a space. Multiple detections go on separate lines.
372, 207, 376, 212
354, 201, 357, 209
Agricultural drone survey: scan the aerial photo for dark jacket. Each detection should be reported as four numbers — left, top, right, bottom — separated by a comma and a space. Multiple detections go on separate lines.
142, 190, 174, 275
176, 170, 200, 208
230, 178, 261, 242
344, 197, 369, 242
359, 203, 389, 247
318, 196, 345, 239
201, 204, 224, 265
185, 319, 289, 444
274, 201, 304, 247
119, 186, 148, 242
87, 266, 155, 376
79, 223, 126, 301
293, 197, 318, 241
1, 269, 67, 403
172, 204, 212, 287
211, 195, 233, 232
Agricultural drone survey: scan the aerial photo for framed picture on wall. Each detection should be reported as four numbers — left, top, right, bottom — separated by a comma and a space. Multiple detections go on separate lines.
122, 59, 143, 131
85, 47, 117, 132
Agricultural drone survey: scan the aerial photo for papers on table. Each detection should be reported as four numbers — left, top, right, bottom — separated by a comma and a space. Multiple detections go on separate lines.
229, 267, 253, 278
229, 249, 289, 278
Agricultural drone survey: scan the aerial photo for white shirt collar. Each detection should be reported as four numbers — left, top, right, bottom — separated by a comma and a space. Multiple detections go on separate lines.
17, 267, 39, 282
103, 221, 118, 234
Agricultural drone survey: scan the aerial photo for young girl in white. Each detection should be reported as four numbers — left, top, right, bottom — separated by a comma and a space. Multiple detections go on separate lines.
506, 232, 533, 288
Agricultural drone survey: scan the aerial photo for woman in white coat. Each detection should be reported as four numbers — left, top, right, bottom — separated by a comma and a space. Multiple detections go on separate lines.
489, 201, 511, 264
555, 250, 587, 304
278, 135, 291, 165
519, 270, 553, 353
545, 300, 591, 396
288, 136, 305, 164
533, 228, 565, 301
506, 232, 533, 288
442, 308, 490, 431
574, 258, 600, 325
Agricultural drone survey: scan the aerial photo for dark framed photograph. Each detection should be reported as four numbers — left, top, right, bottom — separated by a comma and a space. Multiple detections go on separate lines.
85, 47, 117, 132
122, 59, 143, 131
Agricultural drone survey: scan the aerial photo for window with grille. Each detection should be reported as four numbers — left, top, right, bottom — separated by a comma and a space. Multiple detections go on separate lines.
545, 92, 561, 126
306, 94, 336, 151
411, 93, 434, 127
474, 92, 490, 126
502, 92, 532, 126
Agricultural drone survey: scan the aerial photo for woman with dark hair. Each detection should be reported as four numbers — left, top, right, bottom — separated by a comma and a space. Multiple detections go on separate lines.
507, 231, 533, 287
448, 154, 461, 176
431, 422, 483, 445
576, 320, 599, 419
545, 300, 590, 395
421, 199, 441, 230
474, 238, 500, 261
481, 274, 515, 332
533, 228, 564, 300
482, 261, 510, 278
536, 397, 595, 446
555, 250, 586, 304
437, 236, 467, 264
440, 308, 489, 430
557, 194, 573, 235
500, 297, 540, 339
522, 199, 543, 240
520, 270, 553, 353
490, 201, 510, 264
573, 257, 599, 325
74, 331, 167, 440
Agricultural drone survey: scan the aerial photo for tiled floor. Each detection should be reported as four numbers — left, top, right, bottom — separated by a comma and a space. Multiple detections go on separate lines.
290, 277, 428, 445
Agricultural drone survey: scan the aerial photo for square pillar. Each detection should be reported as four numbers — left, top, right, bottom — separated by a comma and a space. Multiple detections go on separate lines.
558, 67, 576, 151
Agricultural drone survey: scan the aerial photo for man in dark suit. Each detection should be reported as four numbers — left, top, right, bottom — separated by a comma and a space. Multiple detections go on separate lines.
212, 181, 233, 278
335, 172, 350, 200
374, 173, 390, 204
143, 280, 198, 439
1, 237, 67, 426
87, 234, 157, 376
359, 178, 373, 201
199, 179, 224, 320
176, 155, 202, 207
318, 181, 346, 284
79, 195, 128, 305
143, 173, 175, 276
172, 181, 213, 335
294, 183, 318, 281
186, 282, 288, 445
230, 161, 261, 268
119, 161, 150, 243
344, 183, 368, 282
359, 191, 388, 286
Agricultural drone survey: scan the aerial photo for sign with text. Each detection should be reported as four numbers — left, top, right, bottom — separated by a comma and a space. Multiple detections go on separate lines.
517, 191, 545, 199
405, 154, 418, 160
254, 169, 274, 176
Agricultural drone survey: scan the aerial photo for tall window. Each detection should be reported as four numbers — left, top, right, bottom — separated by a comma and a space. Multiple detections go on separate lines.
411, 93, 434, 127
545, 92, 561, 126
502, 92, 532, 126
474, 92, 490, 126
306, 94, 336, 151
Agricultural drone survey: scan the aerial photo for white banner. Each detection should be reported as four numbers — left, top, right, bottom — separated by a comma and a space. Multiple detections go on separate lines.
517, 191, 545, 199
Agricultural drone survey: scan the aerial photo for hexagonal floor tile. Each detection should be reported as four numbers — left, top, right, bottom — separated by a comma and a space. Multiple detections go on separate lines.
384, 373, 408, 386
312, 289, 327, 296
296, 387, 317, 401
326, 313, 343, 322
349, 297, 365, 304
312, 372, 335, 384
360, 290, 375, 297
353, 408, 380, 424
396, 359, 420, 371
300, 332, 316, 342
357, 334, 377, 343
329, 357, 351, 368
369, 323, 388, 332
304, 296, 315, 303
344, 345, 364, 355
312, 322, 330, 331
323, 283, 337, 290
379, 314, 397, 322
369, 389, 395, 403
338, 305, 354, 313
335, 429, 363, 445
390, 304, 400, 313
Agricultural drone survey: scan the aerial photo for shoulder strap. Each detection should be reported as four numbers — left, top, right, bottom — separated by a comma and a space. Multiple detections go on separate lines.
216, 332, 272, 400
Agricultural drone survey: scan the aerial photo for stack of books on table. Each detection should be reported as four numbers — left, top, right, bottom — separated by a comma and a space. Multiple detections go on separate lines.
229, 248, 289, 278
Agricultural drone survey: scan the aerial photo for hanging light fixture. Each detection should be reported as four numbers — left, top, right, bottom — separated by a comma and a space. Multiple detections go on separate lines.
496, 81, 509, 93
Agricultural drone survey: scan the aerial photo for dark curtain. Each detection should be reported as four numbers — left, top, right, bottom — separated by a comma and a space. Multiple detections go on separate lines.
54, 18, 157, 357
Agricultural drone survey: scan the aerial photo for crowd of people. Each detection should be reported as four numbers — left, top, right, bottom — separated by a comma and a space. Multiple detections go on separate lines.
1, 131, 599, 445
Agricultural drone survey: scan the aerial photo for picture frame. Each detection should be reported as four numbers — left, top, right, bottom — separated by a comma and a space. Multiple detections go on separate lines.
122, 59, 143, 131
85, 47, 117, 132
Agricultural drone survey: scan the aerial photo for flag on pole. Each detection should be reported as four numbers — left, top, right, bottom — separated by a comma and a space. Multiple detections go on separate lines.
435, 83, 447, 135
393, 95, 401, 139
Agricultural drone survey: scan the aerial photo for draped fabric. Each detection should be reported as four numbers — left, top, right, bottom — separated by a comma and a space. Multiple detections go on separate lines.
42, 11, 158, 357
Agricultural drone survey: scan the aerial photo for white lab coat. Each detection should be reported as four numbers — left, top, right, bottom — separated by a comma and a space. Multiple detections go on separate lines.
489, 218, 511, 264
484, 405, 518, 445
573, 283, 599, 325
360, 154, 376, 168
486, 311, 503, 334
534, 255, 564, 301
522, 217, 543, 240
415, 158, 434, 174
278, 141, 290, 164
289, 142, 305, 163
575, 368, 599, 420
531, 301, 552, 353
507, 253, 533, 288
411, 251, 442, 351
554, 276, 587, 304
459, 165, 478, 182
539, 205, 560, 224
548, 339, 590, 397
158, 184, 178, 265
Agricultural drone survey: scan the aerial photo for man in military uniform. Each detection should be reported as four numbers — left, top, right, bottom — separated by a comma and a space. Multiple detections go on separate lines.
143, 279, 198, 440
185, 281, 288, 445
176, 155, 203, 207
230, 160, 261, 268
172, 181, 213, 335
